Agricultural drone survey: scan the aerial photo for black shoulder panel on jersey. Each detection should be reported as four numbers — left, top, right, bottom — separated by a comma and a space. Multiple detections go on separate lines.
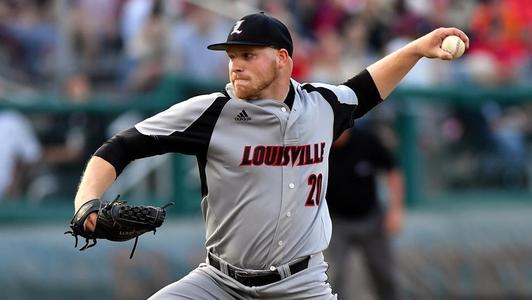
341, 69, 382, 118
188, 91, 230, 196
94, 93, 230, 177
164, 93, 230, 156
301, 84, 355, 140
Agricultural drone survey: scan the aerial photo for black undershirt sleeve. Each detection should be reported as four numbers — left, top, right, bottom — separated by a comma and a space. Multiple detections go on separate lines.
94, 124, 214, 177
341, 69, 383, 119
93, 127, 165, 176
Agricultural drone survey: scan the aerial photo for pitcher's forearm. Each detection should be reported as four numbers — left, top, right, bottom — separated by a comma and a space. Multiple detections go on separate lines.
74, 156, 117, 211
367, 27, 468, 100
367, 42, 422, 100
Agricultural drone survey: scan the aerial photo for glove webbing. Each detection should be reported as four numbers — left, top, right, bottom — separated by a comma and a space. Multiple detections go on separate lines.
65, 196, 174, 259
123, 201, 174, 259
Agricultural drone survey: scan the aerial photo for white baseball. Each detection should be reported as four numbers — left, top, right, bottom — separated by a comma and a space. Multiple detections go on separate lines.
441, 35, 465, 59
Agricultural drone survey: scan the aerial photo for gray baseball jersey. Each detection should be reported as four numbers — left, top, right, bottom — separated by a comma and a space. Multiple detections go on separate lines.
95, 69, 380, 273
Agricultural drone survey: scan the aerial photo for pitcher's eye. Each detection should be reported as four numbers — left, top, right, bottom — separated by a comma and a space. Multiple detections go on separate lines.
243, 53, 255, 60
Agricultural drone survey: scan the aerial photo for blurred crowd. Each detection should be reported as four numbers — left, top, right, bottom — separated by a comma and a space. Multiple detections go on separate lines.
0, 0, 530, 93
0, 0, 530, 202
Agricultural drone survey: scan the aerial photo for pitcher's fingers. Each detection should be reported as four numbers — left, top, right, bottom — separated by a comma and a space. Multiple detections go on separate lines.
84, 212, 97, 232
442, 27, 470, 48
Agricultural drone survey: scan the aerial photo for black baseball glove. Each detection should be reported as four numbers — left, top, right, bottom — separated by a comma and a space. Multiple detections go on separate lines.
65, 195, 173, 258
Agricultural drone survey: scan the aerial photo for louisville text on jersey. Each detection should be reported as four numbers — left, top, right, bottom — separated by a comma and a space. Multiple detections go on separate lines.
240, 143, 326, 166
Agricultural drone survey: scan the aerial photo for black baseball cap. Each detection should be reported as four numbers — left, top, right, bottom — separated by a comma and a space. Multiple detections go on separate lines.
207, 12, 293, 57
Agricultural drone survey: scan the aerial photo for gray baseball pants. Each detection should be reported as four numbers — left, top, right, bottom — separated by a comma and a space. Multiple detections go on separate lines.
149, 252, 337, 300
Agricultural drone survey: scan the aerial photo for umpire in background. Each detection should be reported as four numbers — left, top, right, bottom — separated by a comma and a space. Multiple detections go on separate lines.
326, 125, 404, 300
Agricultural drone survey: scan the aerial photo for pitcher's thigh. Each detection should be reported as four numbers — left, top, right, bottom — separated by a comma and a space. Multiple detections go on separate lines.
148, 268, 240, 300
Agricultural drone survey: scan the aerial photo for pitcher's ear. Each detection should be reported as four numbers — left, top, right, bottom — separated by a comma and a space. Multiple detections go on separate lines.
276, 48, 290, 64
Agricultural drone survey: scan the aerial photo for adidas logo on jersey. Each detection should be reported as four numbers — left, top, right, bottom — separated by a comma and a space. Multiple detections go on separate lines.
234, 110, 251, 122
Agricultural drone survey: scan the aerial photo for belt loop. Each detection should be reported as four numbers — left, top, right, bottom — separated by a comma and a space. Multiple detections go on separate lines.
278, 264, 291, 279
209, 252, 230, 276
219, 259, 229, 275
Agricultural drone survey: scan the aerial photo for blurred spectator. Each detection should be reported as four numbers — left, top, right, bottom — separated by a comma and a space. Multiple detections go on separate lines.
288, 0, 319, 40
326, 125, 404, 300
307, 27, 345, 83
358, 0, 393, 56
0, 110, 42, 200
68, 0, 123, 85
467, 0, 529, 86
0, 0, 57, 82
484, 105, 529, 187
119, 0, 154, 44
338, 13, 379, 81
0, 0, 527, 97
389, 0, 435, 39
122, 0, 167, 92
167, 3, 230, 81
311, 0, 347, 35
63, 71, 92, 102
259, 0, 292, 27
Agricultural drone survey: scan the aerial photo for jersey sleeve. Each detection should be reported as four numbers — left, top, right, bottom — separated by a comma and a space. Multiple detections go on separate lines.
341, 69, 383, 119
304, 69, 382, 140
94, 92, 229, 175
301, 82, 359, 140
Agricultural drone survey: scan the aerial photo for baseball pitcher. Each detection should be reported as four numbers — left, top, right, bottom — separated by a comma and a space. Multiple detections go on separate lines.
69, 12, 468, 300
